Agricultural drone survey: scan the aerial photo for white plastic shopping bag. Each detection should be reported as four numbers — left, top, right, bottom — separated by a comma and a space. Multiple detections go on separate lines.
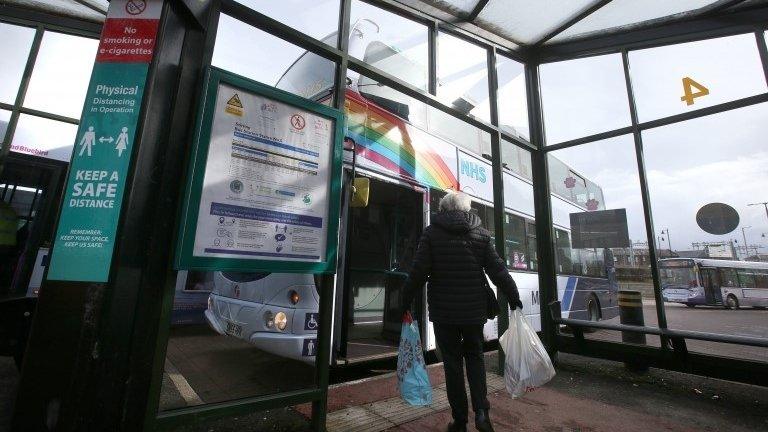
500, 308, 556, 398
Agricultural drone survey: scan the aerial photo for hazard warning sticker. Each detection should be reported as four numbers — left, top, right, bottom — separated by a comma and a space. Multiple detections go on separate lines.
225, 94, 243, 116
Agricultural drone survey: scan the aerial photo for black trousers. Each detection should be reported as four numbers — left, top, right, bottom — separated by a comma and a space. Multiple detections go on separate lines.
433, 323, 490, 424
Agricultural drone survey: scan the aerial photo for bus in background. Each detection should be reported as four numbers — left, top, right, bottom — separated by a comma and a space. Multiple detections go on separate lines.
660, 258, 768, 309
195, 16, 618, 364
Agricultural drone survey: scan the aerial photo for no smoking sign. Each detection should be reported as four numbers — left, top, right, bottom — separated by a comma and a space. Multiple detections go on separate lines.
125, 0, 147, 15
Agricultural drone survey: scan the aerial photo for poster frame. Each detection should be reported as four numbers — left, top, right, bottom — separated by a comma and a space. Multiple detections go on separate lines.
175, 67, 344, 274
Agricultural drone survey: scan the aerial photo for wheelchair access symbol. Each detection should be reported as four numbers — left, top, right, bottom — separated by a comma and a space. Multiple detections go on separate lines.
304, 313, 319, 330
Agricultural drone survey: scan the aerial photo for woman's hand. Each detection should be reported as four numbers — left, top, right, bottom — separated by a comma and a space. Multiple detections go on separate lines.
402, 310, 413, 323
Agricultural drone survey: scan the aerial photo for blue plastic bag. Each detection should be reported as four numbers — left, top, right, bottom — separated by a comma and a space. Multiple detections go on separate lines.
397, 316, 432, 406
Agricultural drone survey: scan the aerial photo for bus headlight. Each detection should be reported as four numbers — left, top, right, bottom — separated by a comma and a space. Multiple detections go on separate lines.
289, 290, 300, 305
275, 312, 288, 331
207, 295, 214, 311
264, 311, 275, 329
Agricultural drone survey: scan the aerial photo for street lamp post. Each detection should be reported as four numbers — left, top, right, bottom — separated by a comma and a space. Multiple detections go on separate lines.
748, 201, 768, 222
660, 228, 672, 252
741, 226, 751, 260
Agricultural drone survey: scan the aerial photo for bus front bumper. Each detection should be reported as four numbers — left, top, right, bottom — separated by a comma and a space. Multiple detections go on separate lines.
250, 333, 317, 364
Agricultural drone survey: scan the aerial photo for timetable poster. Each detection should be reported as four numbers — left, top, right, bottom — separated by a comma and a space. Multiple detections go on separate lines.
191, 83, 334, 263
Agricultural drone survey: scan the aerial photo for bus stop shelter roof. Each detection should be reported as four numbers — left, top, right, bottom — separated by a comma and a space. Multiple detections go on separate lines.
3, 0, 107, 23
397, 0, 767, 49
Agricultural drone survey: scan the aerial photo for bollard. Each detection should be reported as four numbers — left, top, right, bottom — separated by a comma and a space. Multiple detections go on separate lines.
618, 290, 648, 372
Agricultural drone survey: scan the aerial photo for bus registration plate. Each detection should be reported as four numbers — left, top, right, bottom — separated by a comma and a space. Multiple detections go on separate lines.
226, 321, 243, 337
665, 289, 689, 301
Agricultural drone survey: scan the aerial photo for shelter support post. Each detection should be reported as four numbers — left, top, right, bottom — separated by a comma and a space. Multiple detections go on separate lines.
526, 61, 559, 357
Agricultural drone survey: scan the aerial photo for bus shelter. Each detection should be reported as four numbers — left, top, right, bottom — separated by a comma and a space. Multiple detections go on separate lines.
1, 0, 767, 430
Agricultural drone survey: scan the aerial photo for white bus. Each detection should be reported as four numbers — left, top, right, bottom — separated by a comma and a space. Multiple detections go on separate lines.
174, 18, 619, 364
660, 258, 768, 309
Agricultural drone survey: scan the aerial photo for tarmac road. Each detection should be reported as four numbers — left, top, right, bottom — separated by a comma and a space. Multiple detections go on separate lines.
589, 302, 768, 362
159, 325, 315, 412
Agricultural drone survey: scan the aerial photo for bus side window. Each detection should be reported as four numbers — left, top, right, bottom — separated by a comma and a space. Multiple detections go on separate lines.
719, 268, 738, 288
504, 213, 528, 271
755, 271, 768, 289
554, 228, 573, 274
737, 270, 756, 288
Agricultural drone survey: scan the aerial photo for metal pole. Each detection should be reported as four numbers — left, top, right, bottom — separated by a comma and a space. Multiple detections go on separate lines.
526, 59, 559, 357
741, 226, 751, 259
312, 0, 351, 430
487, 46, 509, 375
748, 202, 768, 222
621, 50, 670, 346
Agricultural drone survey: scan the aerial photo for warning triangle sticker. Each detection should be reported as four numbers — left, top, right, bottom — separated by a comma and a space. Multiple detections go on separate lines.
227, 94, 243, 108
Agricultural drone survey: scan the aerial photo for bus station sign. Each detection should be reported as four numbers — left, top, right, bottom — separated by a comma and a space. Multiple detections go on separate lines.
175, 68, 344, 274
47, 0, 162, 281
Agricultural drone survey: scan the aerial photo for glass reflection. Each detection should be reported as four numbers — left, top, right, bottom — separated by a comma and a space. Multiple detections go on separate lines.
438, 32, 491, 123
643, 103, 768, 362
350, 0, 429, 90
540, 54, 631, 144
213, 15, 336, 101
233, 0, 340, 45
549, 135, 660, 346
23, 31, 98, 119
502, 141, 537, 273
629, 33, 767, 122
351, 73, 490, 158
0, 109, 11, 142
0, 23, 35, 104
497, 55, 529, 142
159, 270, 317, 410
11, 114, 78, 162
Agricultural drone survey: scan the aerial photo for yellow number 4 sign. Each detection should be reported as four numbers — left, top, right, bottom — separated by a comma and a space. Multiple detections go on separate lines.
680, 77, 709, 106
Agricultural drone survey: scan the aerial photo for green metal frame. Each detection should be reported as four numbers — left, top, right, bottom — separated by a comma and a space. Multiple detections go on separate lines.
175, 67, 345, 274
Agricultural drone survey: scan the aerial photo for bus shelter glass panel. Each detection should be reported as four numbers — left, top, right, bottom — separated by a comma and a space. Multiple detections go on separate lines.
0, 23, 35, 104
349, 0, 429, 90
213, 15, 336, 102
233, 0, 340, 46
352, 72, 491, 158
11, 114, 78, 162
629, 33, 767, 123
497, 55, 529, 143
23, 31, 98, 119
643, 103, 768, 362
540, 54, 631, 145
437, 32, 491, 123
548, 135, 661, 346
158, 18, 340, 413
501, 141, 540, 323
0, 109, 10, 142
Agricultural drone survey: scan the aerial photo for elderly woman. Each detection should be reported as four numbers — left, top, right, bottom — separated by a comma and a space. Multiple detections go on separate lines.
402, 191, 522, 432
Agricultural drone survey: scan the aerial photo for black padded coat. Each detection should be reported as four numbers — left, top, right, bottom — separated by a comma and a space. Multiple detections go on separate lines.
402, 210, 523, 325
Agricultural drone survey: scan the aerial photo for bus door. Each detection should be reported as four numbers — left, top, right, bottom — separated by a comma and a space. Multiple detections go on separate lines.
0, 154, 66, 298
339, 177, 424, 362
700, 267, 723, 305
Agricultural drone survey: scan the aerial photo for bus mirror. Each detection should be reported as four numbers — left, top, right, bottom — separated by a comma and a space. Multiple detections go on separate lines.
351, 177, 370, 208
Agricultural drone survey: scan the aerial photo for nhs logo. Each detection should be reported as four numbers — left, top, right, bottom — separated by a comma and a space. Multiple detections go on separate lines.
460, 159, 487, 183
458, 152, 493, 203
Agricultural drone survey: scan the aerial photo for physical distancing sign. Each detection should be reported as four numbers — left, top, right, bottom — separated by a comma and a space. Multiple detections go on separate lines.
47, 0, 162, 282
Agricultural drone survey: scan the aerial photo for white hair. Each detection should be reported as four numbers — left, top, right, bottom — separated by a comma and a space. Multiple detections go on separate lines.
439, 191, 472, 212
